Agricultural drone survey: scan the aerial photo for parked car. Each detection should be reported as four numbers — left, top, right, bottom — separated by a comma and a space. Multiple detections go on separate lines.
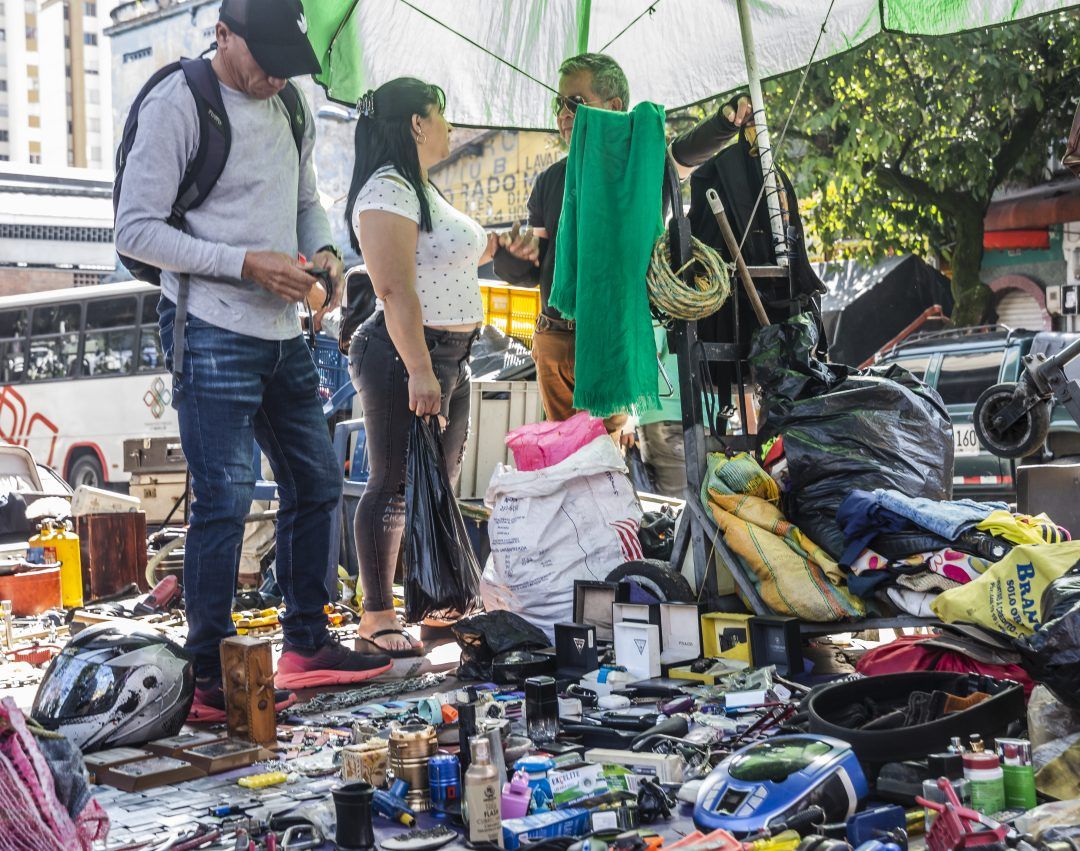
875, 326, 1080, 502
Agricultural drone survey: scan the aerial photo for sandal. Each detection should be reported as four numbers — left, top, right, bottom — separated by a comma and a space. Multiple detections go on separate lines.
356, 628, 425, 659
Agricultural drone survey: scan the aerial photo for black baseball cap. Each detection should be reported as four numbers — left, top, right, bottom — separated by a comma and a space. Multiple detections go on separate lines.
219, 0, 321, 79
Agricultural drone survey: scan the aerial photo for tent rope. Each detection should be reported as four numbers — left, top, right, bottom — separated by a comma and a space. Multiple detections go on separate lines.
599, 2, 663, 52
400, 0, 560, 97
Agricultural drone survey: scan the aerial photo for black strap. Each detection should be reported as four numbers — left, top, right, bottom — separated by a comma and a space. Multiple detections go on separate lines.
276, 81, 307, 156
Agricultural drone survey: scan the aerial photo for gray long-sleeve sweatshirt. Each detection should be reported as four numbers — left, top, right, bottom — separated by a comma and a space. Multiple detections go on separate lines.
114, 69, 333, 341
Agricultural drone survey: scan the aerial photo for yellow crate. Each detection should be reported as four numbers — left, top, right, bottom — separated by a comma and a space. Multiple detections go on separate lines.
481, 282, 540, 345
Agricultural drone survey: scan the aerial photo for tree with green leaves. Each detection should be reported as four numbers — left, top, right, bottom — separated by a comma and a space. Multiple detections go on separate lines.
765, 12, 1080, 325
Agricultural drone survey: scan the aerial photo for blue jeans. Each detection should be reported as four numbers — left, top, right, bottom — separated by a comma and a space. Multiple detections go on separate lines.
159, 299, 341, 678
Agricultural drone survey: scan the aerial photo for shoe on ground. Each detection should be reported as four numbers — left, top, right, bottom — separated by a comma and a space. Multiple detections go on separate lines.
276, 634, 392, 690
188, 677, 297, 724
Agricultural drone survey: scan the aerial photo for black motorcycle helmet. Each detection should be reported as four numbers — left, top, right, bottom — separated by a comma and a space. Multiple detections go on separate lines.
32, 622, 194, 752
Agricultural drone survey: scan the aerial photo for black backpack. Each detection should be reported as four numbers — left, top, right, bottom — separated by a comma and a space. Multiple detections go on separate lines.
113, 57, 306, 284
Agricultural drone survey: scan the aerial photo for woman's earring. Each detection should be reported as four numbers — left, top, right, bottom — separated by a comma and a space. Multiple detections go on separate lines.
416, 131, 428, 144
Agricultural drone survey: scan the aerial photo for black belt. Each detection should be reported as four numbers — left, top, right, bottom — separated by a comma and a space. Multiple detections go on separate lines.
536, 314, 575, 332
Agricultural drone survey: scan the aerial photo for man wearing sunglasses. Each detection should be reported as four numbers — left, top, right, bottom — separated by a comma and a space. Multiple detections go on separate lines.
495, 53, 752, 449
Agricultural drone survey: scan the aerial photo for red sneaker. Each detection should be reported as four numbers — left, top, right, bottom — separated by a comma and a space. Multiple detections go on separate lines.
276, 634, 392, 690
187, 678, 297, 724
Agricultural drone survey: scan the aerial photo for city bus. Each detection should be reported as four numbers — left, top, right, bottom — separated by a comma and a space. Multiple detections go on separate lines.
0, 281, 175, 488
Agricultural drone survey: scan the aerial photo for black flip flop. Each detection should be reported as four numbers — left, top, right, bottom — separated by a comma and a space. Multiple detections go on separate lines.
356, 628, 424, 659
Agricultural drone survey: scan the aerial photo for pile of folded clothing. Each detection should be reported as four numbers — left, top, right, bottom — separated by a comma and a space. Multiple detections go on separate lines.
835, 488, 1071, 617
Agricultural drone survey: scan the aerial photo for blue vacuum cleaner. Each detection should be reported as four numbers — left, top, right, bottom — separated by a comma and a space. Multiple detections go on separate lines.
694, 734, 868, 835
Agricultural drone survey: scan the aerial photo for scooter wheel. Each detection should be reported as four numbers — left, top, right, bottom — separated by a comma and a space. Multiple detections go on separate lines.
972, 382, 1051, 459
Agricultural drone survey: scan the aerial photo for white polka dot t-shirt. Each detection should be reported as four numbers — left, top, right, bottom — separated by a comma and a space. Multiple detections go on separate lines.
352, 165, 487, 326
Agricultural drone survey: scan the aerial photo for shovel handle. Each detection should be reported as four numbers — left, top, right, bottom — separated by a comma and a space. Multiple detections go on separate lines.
706, 188, 771, 327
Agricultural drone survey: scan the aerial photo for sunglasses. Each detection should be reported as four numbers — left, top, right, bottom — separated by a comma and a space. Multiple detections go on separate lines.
552, 94, 603, 117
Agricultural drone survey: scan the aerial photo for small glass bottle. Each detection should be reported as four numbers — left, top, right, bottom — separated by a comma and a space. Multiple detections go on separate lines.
967, 734, 985, 753
922, 752, 971, 828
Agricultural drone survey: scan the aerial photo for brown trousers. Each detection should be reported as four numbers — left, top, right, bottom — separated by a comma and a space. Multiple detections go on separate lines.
532, 326, 626, 434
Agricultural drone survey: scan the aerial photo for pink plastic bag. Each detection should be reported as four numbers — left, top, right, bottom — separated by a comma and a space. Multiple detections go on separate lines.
505, 411, 608, 472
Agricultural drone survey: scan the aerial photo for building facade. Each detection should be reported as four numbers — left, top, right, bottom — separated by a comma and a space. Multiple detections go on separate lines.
0, 165, 115, 296
0, 0, 115, 168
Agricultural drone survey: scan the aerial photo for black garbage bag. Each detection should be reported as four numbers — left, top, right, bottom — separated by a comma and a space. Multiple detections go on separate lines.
750, 313, 953, 558
1020, 563, 1080, 710
470, 325, 536, 381
452, 611, 550, 680
403, 416, 481, 622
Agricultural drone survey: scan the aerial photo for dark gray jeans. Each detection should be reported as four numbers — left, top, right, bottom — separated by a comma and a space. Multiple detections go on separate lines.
349, 311, 475, 613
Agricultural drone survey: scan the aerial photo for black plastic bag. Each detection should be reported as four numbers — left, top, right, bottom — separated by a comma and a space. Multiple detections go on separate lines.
469, 325, 536, 382
1041, 562, 1080, 623
403, 416, 481, 622
452, 611, 550, 680
1021, 563, 1080, 710
750, 313, 953, 558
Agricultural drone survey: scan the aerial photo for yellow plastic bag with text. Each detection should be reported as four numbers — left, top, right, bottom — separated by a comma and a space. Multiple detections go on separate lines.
931, 542, 1080, 638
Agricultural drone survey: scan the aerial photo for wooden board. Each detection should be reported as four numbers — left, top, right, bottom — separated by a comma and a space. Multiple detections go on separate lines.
76, 512, 149, 600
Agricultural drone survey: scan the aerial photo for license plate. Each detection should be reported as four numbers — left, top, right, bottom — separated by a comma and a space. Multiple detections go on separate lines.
954, 424, 982, 457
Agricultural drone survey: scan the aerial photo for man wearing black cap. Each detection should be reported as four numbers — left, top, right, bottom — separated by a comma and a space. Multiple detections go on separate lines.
115, 0, 392, 722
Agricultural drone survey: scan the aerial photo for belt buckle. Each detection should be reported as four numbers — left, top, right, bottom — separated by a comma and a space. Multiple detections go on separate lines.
566, 319, 576, 331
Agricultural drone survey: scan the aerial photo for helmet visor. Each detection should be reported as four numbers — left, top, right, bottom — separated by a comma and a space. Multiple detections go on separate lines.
33, 654, 120, 723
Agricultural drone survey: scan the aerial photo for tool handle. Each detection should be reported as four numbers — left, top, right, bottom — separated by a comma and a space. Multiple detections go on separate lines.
706, 187, 771, 327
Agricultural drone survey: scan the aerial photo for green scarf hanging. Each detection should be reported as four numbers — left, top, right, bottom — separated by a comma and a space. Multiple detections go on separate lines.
550, 102, 666, 417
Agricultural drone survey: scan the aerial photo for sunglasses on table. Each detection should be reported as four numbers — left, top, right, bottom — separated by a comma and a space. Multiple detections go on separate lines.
552, 94, 605, 116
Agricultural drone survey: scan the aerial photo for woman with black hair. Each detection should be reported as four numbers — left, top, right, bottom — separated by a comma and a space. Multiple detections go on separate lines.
346, 78, 497, 657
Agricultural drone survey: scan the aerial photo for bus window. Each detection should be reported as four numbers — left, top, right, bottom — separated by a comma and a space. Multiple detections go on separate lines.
138, 295, 163, 372
27, 304, 81, 381
0, 308, 28, 383
84, 296, 137, 377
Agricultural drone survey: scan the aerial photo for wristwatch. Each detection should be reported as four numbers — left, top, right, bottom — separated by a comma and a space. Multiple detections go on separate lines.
316, 243, 344, 263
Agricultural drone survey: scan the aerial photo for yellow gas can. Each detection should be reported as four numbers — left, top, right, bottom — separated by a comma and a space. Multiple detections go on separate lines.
29, 520, 83, 609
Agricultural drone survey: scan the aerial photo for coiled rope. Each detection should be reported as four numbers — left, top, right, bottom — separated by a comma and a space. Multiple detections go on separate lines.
646, 233, 731, 320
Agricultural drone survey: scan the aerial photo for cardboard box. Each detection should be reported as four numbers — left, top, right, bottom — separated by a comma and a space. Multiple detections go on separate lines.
573, 581, 616, 643
181, 738, 263, 774
668, 657, 747, 685
555, 623, 598, 681
659, 603, 702, 666
748, 615, 802, 675
700, 612, 752, 663
613, 621, 660, 680
145, 731, 227, 758
97, 756, 204, 791
83, 747, 153, 783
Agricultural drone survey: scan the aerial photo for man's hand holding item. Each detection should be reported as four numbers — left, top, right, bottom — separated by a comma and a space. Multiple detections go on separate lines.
670, 92, 755, 177
244, 250, 318, 302
306, 248, 345, 331
499, 221, 540, 266
311, 248, 345, 309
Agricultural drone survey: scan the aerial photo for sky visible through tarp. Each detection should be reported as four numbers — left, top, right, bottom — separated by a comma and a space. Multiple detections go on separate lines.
302, 0, 1080, 129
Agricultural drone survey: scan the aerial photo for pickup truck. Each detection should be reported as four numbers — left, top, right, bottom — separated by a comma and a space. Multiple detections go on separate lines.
875, 326, 1080, 502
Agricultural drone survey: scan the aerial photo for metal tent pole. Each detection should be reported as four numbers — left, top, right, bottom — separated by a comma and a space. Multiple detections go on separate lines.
735, 0, 788, 267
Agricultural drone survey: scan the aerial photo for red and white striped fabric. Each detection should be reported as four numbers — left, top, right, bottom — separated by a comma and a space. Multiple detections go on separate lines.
611, 519, 644, 561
